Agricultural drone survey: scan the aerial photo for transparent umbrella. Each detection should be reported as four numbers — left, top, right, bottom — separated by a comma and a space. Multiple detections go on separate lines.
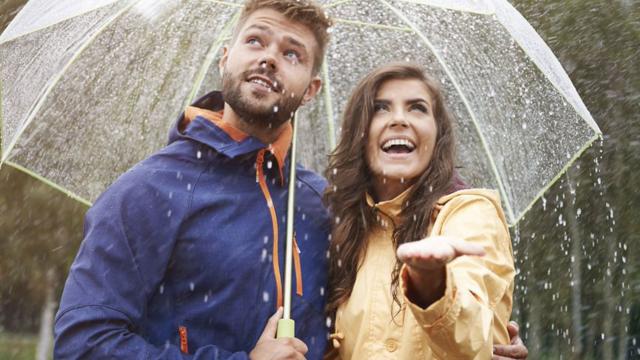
0, 0, 600, 225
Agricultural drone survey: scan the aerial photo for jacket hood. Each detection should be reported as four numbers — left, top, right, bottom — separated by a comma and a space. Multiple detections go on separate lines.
168, 91, 292, 174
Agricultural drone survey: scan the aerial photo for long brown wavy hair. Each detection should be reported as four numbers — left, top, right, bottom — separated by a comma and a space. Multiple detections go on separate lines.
324, 62, 457, 323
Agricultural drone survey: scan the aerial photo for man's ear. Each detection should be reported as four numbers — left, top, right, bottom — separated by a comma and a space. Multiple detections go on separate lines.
218, 46, 229, 76
301, 75, 322, 106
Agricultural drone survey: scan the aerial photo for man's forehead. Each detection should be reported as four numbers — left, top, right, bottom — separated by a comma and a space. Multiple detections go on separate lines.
238, 9, 315, 44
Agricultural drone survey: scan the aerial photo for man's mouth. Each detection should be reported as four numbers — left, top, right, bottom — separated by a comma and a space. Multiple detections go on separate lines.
247, 75, 279, 92
381, 138, 416, 154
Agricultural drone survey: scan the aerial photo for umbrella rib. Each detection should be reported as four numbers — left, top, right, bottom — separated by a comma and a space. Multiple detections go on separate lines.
0, 0, 127, 45
490, 6, 599, 133
325, 0, 354, 8
378, 0, 516, 223
201, 0, 243, 7
389, 0, 494, 15
321, 57, 336, 149
3, 160, 93, 207
334, 18, 412, 32
512, 133, 601, 226
184, 9, 242, 107
1, 0, 142, 164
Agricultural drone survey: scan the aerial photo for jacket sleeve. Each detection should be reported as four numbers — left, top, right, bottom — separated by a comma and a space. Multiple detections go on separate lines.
53, 173, 249, 360
401, 194, 515, 359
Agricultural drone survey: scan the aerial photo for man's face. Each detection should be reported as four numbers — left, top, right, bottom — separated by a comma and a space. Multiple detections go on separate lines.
220, 8, 322, 128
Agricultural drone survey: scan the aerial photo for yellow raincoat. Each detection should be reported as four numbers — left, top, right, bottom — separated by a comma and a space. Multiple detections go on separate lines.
328, 188, 515, 359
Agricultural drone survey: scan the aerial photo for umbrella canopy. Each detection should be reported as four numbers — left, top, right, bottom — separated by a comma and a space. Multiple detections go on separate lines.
0, 0, 600, 225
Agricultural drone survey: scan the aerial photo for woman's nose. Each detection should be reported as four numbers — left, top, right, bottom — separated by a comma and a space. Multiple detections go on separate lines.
389, 110, 409, 127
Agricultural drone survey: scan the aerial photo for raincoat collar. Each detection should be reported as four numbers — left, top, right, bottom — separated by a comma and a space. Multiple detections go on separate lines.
366, 186, 412, 224
365, 173, 471, 224
169, 91, 293, 174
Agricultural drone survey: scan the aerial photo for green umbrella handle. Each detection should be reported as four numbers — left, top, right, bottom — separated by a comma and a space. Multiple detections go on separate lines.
276, 318, 295, 338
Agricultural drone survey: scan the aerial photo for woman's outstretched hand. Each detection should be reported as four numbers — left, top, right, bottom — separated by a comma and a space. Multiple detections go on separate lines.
397, 236, 485, 308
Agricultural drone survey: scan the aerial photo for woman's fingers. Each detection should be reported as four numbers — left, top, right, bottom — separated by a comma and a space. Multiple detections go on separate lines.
397, 237, 485, 270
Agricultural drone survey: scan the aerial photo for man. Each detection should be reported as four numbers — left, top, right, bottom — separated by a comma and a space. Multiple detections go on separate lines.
54, 0, 527, 359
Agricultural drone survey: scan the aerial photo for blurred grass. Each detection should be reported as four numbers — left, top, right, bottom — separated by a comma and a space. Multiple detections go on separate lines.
0, 333, 38, 360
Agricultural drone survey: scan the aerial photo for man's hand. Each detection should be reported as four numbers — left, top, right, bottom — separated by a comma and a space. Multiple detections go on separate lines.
249, 307, 308, 360
493, 321, 529, 360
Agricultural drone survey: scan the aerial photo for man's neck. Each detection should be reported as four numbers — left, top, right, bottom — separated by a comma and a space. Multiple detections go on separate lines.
222, 103, 289, 145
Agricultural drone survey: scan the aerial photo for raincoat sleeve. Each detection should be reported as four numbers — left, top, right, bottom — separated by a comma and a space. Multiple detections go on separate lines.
401, 193, 515, 359
53, 173, 250, 360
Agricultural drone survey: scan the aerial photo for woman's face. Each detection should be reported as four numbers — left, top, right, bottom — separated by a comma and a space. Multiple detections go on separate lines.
366, 78, 438, 192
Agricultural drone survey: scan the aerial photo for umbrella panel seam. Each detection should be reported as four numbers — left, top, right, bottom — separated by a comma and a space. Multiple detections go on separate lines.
3, 160, 92, 207
185, 9, 241, 108
2, 0, 142, 165
378, 0, 516, 222
0, 0, 130, 45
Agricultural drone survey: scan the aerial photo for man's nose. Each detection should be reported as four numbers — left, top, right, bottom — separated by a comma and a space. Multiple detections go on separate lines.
259, 48, 278, 70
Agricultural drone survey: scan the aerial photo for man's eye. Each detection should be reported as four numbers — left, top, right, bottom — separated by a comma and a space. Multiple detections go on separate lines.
285, 50, 300, 61
247, 38, 260, 45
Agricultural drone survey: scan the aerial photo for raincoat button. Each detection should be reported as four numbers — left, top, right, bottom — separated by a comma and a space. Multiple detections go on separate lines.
384, 339, 398, 352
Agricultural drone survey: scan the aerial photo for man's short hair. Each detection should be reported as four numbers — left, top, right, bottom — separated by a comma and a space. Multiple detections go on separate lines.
233, 0, 333, 74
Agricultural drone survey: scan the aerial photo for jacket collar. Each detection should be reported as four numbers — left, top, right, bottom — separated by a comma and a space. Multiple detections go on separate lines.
169, 91, 293, 172
365, 186, 413, 224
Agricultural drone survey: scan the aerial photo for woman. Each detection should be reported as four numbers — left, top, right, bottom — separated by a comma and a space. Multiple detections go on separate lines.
324, 62, 515, 359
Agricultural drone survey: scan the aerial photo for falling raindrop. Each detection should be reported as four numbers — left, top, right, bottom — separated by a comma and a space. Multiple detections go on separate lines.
320, 287, 325, 296
263, 291, 270, 302
189, 282, 194, 291
273, 106, 279, 113
197, 150, 202, 159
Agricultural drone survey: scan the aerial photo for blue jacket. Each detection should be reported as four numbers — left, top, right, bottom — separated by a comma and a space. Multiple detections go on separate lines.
54, 91, 330, 359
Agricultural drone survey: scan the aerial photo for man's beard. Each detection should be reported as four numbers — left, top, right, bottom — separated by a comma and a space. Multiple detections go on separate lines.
222, 68, 305, 129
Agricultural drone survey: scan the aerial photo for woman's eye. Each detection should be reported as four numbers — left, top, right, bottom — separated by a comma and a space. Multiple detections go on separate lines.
411, 104, 428, 113
373, 103, 388, 112
247, 38, 260, 46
